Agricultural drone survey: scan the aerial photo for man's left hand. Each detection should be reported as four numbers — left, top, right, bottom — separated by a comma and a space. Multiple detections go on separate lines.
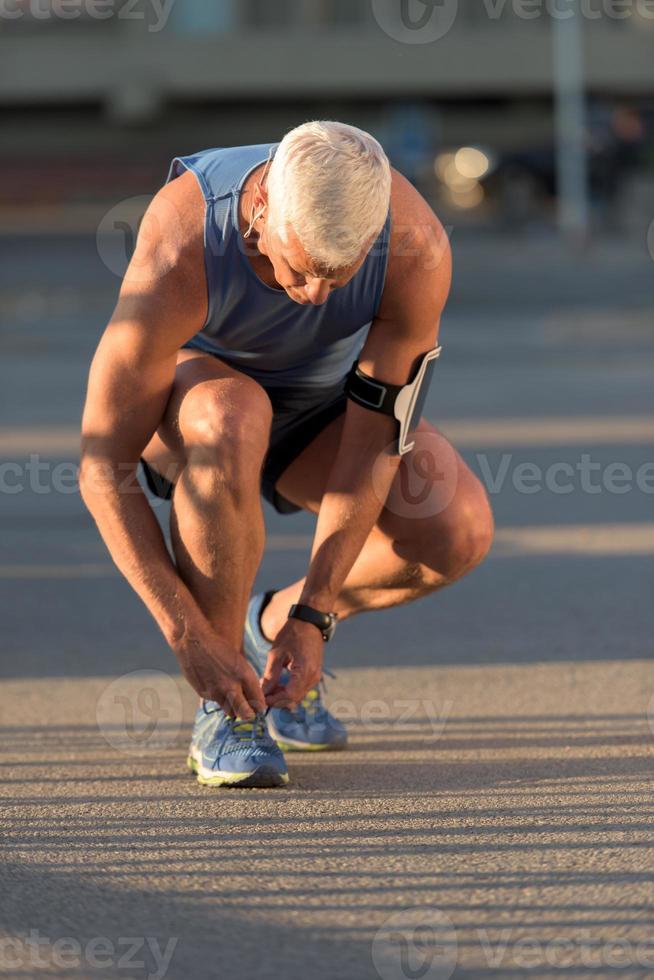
262, 618, 324, 709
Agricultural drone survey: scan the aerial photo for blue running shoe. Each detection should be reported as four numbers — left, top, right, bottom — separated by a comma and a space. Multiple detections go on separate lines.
187, 701, 289, 788
244, 592, 348, 752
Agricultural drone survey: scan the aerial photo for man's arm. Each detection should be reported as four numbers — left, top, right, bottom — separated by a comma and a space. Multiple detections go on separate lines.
264, 172, 452, 705
80, 175, 265, 718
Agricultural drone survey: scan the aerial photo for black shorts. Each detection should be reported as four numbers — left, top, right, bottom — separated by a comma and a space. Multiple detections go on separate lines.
141, 379, 348, 515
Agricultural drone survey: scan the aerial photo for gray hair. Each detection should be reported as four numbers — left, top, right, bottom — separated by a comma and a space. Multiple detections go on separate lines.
266, 120, 392, 270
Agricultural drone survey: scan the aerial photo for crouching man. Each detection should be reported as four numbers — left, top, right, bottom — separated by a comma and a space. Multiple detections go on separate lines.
80, 121, 493, 787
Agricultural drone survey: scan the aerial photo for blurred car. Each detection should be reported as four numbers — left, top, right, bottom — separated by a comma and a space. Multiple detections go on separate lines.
477, 105, 651, 227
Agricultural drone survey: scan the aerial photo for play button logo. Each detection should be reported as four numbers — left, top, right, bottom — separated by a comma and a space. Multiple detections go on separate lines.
372, 907, 458, 980
372, 0, 459, 43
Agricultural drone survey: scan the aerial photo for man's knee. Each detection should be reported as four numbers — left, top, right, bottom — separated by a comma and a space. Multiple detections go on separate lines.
178, 378, 273, 485
398, 475, 494, 587
439, 485, 494, 580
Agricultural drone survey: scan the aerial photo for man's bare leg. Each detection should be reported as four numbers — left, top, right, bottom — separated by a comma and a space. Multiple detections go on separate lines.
260, 416, 494, 641
143, 352, 289, 784
143, 350, 273, 650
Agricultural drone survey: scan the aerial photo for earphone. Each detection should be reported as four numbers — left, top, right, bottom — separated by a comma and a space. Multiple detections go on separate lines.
243, 148, 274, 239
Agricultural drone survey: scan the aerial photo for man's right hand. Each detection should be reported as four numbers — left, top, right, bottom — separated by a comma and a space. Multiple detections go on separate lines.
174, 628, 266, 719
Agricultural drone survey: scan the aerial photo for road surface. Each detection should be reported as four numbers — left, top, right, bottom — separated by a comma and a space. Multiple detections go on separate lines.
1, 231, 653, 979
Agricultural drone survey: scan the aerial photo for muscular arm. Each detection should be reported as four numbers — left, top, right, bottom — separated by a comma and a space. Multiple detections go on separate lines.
264, 173, 451, 707
80, 175, 207, 642
80, 176, 265, 717
300, 172, 452, 612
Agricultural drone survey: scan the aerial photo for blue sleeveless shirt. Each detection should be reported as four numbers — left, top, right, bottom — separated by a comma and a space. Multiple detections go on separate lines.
167, 143, 391, 388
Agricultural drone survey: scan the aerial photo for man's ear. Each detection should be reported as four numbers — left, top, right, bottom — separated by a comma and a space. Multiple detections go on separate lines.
253, 182, 268, 212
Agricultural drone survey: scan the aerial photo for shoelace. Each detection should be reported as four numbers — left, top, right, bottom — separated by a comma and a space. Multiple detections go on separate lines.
230, 714, 269, 744
202, 703, 271, 749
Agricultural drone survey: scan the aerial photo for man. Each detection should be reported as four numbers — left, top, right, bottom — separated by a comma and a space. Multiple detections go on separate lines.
81, 121, 493, 788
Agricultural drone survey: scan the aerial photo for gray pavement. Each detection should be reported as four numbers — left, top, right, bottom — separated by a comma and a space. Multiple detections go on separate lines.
1, 231, 653, 979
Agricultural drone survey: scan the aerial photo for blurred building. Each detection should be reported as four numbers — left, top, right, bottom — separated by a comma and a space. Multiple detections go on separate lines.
1, 0, 653, 107
1, 0, 652, 230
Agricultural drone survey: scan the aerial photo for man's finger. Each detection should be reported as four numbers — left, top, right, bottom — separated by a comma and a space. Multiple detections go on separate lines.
201, 690, 229, 714
241, 669, 267, 715
262, 648, 286, 696
266, 689, 298, 710
277, 666, 311, 707
263, 681, 287, 699
223, 686, 256, 721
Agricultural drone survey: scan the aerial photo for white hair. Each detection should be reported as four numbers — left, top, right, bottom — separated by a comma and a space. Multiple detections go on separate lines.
266, 120, 392, 272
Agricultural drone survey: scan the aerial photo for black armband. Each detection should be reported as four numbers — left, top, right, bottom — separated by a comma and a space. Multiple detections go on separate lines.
345, 347, 442, 455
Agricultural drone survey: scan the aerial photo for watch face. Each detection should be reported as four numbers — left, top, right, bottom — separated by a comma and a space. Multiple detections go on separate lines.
325, 614, 338, 641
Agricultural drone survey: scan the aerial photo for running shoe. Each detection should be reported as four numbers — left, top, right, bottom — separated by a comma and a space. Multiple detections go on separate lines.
187, 701, 289, 788
244, 591, 348, 752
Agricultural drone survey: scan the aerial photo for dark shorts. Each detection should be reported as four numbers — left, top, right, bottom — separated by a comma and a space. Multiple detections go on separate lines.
141, 379, 348, 515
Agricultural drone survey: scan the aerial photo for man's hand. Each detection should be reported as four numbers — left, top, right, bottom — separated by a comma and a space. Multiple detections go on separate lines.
262, 619, 324, 709
175, 627, 266, 720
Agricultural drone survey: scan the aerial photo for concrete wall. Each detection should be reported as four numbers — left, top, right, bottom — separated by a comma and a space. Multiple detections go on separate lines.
0, 1, 652, 112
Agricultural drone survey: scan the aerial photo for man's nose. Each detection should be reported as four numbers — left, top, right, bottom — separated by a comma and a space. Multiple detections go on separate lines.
305, 278, 330, 305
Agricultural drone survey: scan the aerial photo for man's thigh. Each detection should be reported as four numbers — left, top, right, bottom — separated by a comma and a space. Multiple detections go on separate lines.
275, 416, 481, 539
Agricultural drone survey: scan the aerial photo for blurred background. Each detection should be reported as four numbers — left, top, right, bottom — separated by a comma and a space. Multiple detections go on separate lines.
1, 0, 653, 234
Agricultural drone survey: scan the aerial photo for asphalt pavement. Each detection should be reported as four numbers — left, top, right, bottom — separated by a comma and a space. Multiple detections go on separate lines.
1, 230, 653, 979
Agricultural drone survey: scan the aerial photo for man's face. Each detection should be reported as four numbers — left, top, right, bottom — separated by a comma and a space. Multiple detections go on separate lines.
258, 221, 370, 306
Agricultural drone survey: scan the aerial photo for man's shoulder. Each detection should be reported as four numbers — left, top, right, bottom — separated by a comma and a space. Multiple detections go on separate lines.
157, 170, 206, 253
118, 171, 208, 335
126, 171, 205, 292
385, 169, 451, 292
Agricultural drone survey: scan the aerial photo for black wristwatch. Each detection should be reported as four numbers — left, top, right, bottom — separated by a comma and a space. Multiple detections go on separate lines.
288, 604, 338, 642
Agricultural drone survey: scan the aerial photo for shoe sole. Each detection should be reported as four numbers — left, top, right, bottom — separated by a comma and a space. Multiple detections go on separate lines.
266, 718, 347, 753
187, 753, 289, 789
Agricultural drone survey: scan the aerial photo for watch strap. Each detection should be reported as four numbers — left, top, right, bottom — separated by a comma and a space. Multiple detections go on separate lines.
288, 603, 338, 642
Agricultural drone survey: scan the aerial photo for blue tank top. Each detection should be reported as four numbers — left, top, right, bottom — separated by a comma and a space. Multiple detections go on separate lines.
167, 143, 391, 388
